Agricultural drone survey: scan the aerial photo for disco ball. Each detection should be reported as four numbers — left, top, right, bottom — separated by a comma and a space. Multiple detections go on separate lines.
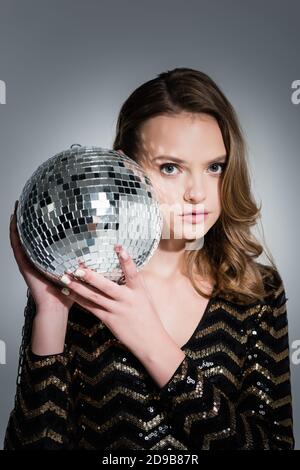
16, 145, 163, 285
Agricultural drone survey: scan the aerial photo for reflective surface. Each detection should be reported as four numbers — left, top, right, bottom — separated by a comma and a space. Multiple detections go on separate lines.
17, 145, 163, 284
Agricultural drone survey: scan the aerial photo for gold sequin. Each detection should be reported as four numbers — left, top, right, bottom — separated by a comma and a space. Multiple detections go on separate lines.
4, 276, 294, 450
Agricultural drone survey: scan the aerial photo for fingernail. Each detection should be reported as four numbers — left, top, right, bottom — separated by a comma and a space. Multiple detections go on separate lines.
61, 287, 70, 296
74, 268, 86, 278
119, 249, 129, 260
61, 274, 71, 285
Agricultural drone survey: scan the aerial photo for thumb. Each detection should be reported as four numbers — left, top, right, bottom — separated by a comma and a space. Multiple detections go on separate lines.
114, 244, 139, 287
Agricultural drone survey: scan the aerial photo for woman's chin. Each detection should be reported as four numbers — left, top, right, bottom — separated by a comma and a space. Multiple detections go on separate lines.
175, 226, 206, 241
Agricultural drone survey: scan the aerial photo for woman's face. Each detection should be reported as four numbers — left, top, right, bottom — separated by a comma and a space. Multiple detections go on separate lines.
124, 112, 227, 243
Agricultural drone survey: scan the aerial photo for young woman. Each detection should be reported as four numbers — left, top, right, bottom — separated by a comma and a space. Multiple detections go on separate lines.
4, 67, 294, 450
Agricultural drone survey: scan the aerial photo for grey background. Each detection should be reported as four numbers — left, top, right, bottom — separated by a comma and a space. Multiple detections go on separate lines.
0, 0, 299, 449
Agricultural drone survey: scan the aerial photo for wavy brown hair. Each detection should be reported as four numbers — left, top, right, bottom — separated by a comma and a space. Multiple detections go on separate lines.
112, 67, 282, 304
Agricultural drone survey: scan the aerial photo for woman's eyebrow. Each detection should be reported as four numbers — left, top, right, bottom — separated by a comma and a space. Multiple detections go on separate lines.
152, 154, 227, 164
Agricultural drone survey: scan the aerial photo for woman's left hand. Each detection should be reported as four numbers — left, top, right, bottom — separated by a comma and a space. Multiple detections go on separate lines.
60, 245, 167, 359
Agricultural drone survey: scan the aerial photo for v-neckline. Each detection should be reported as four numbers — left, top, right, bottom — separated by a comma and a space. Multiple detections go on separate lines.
180, 295, 215, 350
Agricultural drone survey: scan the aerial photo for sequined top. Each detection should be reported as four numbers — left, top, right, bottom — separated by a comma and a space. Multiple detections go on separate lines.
4, 266, 295, 450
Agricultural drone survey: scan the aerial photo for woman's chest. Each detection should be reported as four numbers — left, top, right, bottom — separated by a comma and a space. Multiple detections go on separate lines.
141, 275, 212, 349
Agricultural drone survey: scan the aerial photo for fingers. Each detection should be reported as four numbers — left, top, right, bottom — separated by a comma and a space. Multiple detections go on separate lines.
61, 285, 110, 322
9, 200, 19, 240
10, 212, 23, 253
67, 266, 123, 300
114, 244, 139, 287
10, 200, 19, 228
60, 273, 116, 312
9, 201, 34, 273
9, 212, 23, 262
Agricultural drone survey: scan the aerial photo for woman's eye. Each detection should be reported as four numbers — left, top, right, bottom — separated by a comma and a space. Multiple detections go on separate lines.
159, 163, 179, 175
208, 162, 226, 175
159, 162, 227, 176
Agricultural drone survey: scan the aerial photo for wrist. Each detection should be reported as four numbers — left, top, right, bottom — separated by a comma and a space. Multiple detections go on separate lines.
31, 306, 69, 356
36, 303, 70, 317
137, 333, 186, 389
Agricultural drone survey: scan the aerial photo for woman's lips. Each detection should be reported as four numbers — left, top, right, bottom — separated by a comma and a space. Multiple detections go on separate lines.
180, 213, 209, 224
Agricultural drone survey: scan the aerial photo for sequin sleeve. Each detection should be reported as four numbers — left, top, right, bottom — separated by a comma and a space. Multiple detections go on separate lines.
158, 280, 295, 450
3, 342, 75, 449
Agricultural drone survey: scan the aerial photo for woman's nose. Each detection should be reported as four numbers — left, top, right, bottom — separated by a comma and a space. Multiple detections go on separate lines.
184, 179, 206, 202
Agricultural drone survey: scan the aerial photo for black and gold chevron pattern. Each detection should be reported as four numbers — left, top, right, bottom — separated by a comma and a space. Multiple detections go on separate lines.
3, 267, 295, 450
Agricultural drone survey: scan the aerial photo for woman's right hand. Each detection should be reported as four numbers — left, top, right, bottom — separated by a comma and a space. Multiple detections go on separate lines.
10, 200, 74, 313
